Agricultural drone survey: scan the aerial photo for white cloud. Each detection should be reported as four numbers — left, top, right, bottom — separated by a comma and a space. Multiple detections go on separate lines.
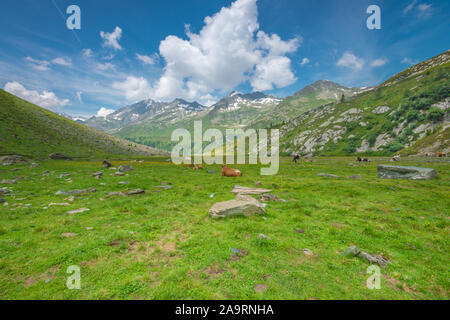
401, 57, 417, 65
113, 0, 299, 103
418, 3, 432, 19
4, 81, 70, 111
96, 107, 115, 118
337, 51, 365, 70
97, 62, 116, 71
100, 26, 123, 50
403, 0, 417, 14
76, 91, 83, 103
112, 76, 152, 101
136, 53, 156, 65
51, 57, 72, 66
25, 57, 51, 71
371, 58, 388, 67
300, 57, 310, 66
82, 48, 93, 57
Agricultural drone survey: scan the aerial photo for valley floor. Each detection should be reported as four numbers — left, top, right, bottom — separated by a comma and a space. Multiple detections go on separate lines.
0, 157, 448, 300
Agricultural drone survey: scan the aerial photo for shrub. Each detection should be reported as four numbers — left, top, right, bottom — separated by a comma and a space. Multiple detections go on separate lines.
387, 142, 404, 153
428, 108, 445, 122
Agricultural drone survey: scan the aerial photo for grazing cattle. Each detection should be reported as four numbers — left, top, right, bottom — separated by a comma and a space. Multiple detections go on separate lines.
293, 155, 300, 163
357, 157, 370, 162
222, 165, 242, 177
437, 152, 447, 158
392, 155, 400, 162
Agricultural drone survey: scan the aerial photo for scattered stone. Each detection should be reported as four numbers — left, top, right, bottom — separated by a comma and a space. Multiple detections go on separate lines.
1, 179, 17, 184
0, 188, 9, 194
209, 194, 266, 219
231, 185, 272, 195
61, 233, 76, 238
114, 171, 125, 176
102, 160, 112, 168
55, 188, 96, 196
258, 234, 270, 240
294, 228, 305, 234
43, 170, 50, 175
317, 173, 339, 178
303, 249, 315, 256
254, 284, 268, 293
254, 181, 262, 187
154, 185, 173, 190
67, 196, 75, 202
109, 167, 117, 170
48, 203, 71, 207
93, 171, 103, 179
118, 164, 134, 172
106, 192, 126, 198
259, 193, 286, 202
360, 252, 389, 267
343, 246, 361, 257
67, 208, 90, 215
230, 248, 248, 261
126, 189, 145, 196
0, 155, 28, 164
50, 153, 72, 160
209, 193, 215, 198
378, 165, 437, 180
59, 173, 70, 178
30, 163, 40, 168
390, 187, 398, 192
118, 181, 130, 185
349, 174, 362, 180
206, 170, 216, 174
86, 227, 94, 231
343, 246, 389, 267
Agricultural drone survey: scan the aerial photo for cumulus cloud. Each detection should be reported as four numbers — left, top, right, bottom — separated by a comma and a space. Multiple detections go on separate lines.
82, 48, 93, 57
97, 62, 115, 71
300, 57, 310, 66
96, 107, 115, 118
337, 52, 365, 70
100, 26, 123, 50
113, 0, 299, 104
51, 57, 72, 66
4, 81, 70, 110
136, 53, 156, 65
112, 76, 152, 101
371, 58, 388, 67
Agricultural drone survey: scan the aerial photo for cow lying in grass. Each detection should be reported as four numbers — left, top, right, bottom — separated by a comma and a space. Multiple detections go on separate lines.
222, 165, 242, 177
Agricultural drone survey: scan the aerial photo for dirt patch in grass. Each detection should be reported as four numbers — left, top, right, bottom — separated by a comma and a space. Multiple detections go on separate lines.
24, 265, 60, 288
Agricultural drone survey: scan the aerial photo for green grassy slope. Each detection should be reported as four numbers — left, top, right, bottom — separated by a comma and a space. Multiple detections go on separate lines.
280, 51, 450, 156
0, 90, 166, 159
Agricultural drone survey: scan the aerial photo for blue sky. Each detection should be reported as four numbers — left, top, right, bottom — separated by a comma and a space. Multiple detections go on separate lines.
0, 0, 449, 117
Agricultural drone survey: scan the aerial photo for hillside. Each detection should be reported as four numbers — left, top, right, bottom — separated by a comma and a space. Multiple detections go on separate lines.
0, 89, 167, 159
280, 51, 450, 156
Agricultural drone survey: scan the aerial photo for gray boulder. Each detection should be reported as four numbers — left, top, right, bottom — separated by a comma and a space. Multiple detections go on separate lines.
118, 164, 134, 172
209, 194, 266, 219
231, 185, 272, 195
50, 153, 72, 160
378, 165, 437, 180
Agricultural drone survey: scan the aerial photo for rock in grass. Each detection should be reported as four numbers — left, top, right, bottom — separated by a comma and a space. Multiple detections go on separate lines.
93, 171, 103, 179
294, 228, 305, 234
2, 179, 17, 184
126, 189, 145, 196
317, 173, 339, 178
343, 246, 361, 257
50, 153, 72, 160
258, 233, 271, 240
254, 284, 268, 293
231, 185, 272, 195
67, 208, 90, 215
118, 181, 130, 185
102, 160, 112, 168
209, 194, 266, 219
378, 165, 437, 180
303, 249, 315, 256
118, 164, 134, 172
259, 193, 286, 202
61, 233, 76, 238
349, 174, 362, 180
55, 188, 96, 196
106, 191, 126, 198
359, 252, 389, 267
114, 172, 125, 176
255, 181, 262, 187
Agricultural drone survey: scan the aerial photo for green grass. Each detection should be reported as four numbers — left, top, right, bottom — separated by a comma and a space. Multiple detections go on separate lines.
0, 89, 164, 158
0, 157, 448, 299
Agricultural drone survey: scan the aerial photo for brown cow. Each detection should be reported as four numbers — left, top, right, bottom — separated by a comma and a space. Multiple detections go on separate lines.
437, 152, 447, 158
222, 165, 242, 177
